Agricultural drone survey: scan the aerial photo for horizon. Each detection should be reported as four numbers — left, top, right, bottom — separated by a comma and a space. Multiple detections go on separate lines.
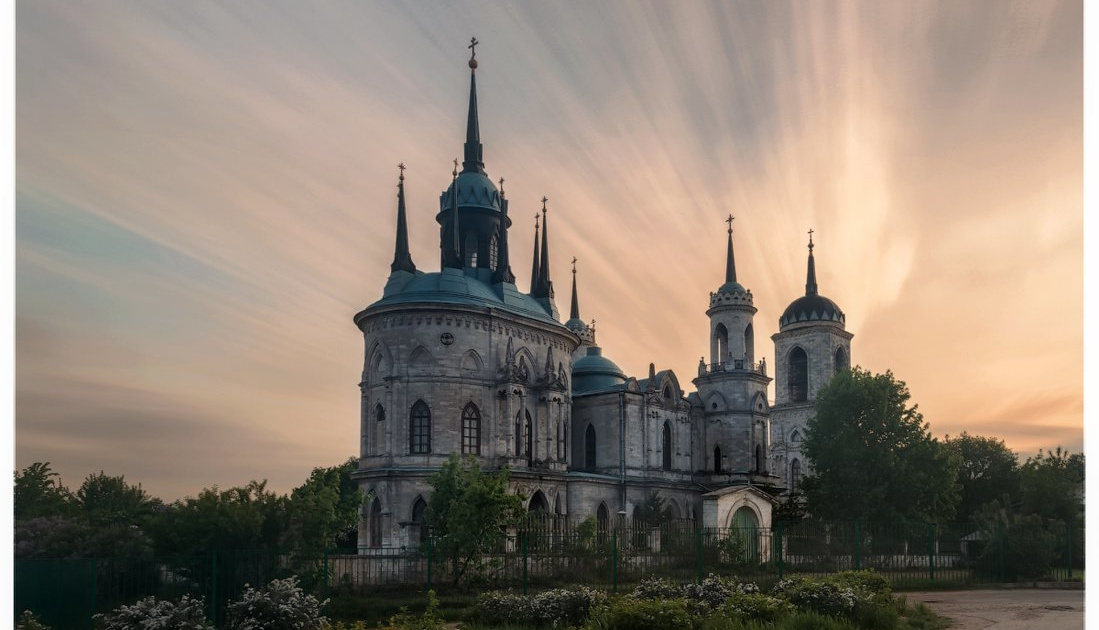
15, 1, 1083, 501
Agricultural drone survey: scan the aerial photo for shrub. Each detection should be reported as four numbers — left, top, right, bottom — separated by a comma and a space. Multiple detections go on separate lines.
15, 611, 52, 630
682, 574, 759, 610
827, 570, 891, 597
630, 577, 682, 601
599, 597, 693, 630
225, 576, 328, 630
477, 586, 607, 627
379, 590, 445, 630
785, 610, 858, 629
771, 576, 863, 617
94, 594, 212, 630
476, 591, 532, 626
721, 592, 794, 622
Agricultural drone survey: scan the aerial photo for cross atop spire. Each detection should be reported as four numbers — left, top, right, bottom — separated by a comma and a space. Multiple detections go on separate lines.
498, 177, 505, 197
725, 215, 737, 284
726, 214, 734, 234
569, 256, 580, 320
461, 38, 485, 174
808, 228, 814, 251
390, 162, 416, 274
541, 196, 548, 210
805, 229, 818, 295
468, 37, 479, 67
398, 162, 406, 179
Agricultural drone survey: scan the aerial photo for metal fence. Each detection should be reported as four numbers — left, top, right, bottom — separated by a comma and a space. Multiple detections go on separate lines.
15, 520, 1082, 629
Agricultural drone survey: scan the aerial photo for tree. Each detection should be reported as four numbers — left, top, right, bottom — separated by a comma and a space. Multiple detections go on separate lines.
425, 455, 524, 586
633, 491, 674, 526
149, 480, 286, 556
1019, 447, 1083, 532
14, 462, 74, 520
944, 432, 1020, 523
283, 457, 364, 555
801, 368, 959, 523
75, 471, 158, 527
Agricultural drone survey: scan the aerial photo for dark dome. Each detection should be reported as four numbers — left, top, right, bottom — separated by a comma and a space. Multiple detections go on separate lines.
440, 171, 502, 213
779, 294, 845, 329
571, 346, 627, 395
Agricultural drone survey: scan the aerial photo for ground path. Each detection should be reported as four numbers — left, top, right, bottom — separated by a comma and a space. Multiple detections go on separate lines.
904, 589, 1083, 630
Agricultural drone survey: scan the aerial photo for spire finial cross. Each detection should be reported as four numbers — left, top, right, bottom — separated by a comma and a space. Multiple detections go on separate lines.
535, 213, 539, 228
808, 228, 815, 250
469, 37, 479, 59
541, 196, 548, 211
726, 214, 735, 234
572, 256, 577, 274
452, 158, 458, 177
398, 162, 406, 180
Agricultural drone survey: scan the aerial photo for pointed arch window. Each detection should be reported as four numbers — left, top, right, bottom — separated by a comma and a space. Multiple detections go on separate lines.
375, 403, 386, 422
834, 347, 849, 373
596, 503, 609, 544
410, 400, 431, 454
662, 421, 672, 471
515, 410, 532, 464
488, 232, 499, 271
713, 323, 729, 365
585, 424, 597, 469
461, 403, 481, 455
788, 347, 808, 402
464, 231, 479, 268
791, 458, 802, 493
411, 497, 428, 545
368, 499, 383, 548
744, 323, 755, 362
754, 444, 763, 473
714, 445, 723, 474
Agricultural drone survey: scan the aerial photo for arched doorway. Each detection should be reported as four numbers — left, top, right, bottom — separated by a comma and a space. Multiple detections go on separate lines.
729, 506, 760, 563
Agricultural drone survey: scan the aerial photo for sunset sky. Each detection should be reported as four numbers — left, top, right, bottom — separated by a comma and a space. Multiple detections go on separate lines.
15, 1, 1084, 500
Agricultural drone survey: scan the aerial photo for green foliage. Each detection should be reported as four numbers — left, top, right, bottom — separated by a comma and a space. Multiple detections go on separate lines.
801, 368, 959, 523
976, 507, 1060, 580
149, 480, 286, 555
225, 576, 329, 630
379, 590, 446, 630
284, 458, 365, 555
783, 611, 858, 630
75, 471, 157, 527
425, 455, 524, 586
944, 433, 1019, 524
598, 597, 693, 630
94, 594, 212, 630
477, 587, 608, 627
14, 517, 153, 558
633, 492, 674, 527
15, 611, 52, 630
720, 592, 794, 622
14, 463, 74, 521
1019, 447, 1083, 531
629, 577, 683, 601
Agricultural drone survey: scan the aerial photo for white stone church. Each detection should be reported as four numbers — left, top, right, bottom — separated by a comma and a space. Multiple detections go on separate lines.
353, 47, 852, 551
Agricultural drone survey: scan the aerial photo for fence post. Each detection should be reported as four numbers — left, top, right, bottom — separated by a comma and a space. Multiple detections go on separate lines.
426, 535, 432, 591
323, 550, 330, 601
210, 552, 219, 627
611, 529, 618, 593
91, 558, 99, 627
854, 522, 861, 571
696, 525, 703, 583
997, 524, 1005, 582
927, 523, 936, 581
1066, 527, 1073, 580
522, 533, 529, 596
775, 521, 784, 579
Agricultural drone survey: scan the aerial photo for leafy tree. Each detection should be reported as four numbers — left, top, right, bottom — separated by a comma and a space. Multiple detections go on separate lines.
15, 516, 153, 558
944, 433, 1020, 523
633, 491, 674, 526
149, 480, 286, 556
1019, 447, 1083, 532
75, 471, 158, 527
801, 368, 959, 523
14, 462, 74, 520
425, 455, 524, 586
283, 457, 364, 555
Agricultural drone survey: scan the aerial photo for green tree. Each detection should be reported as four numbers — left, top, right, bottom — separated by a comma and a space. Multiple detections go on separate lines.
1019, 447, 1083, 531
14, 462, 74, 520
801, 368, 959, 523
425, 455, 524, 586
283, 457, 364, 555
150, 480, 286, 556
633, 491, 674, 526
75, 471, 158, 527
944, 433, 1020, 523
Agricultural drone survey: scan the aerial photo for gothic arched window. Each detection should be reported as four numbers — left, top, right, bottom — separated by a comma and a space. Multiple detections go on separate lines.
410, 400, 431, 454
834, 347, 849, 373
754, 444, 763, 472
461, 403, 480, 455
713, 323, 729, 365
368, 499, 382, 548
585, 424, 597, 469
375, 403, 385, 422
744, 323, 754, 362
662, 421, 672, 471
788, 347, 808, 402
714, 445, 723, 474
488, 232, 499, 271
791, 459, 802, 493
411, 497, 428, 544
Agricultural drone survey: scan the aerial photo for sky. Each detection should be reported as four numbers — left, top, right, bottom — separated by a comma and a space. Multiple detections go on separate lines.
14, 1, 1084, 501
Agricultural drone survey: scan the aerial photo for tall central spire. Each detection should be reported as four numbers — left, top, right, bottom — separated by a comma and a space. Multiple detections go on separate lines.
462, 37, 485, 174
570, 257, 580, 320
805, 229, 818, 295
533, 197, 554, 298
390, 163, 416, 274
530, 214, 541, 292
725, 214, 737, 283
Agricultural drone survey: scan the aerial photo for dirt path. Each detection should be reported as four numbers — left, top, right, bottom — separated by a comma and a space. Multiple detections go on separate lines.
903, 589, 1083, 630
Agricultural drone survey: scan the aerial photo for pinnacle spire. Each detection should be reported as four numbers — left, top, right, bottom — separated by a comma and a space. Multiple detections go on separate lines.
725, 214, 737, 283
390, 163, 416, 273
529, 214, 541, 292
442, 159, 463, 269
492, 176, 515, 284
534, 197, 554, 298
462, 37, 485, 174
805, 228, 818, 295
570, 257, 580, 320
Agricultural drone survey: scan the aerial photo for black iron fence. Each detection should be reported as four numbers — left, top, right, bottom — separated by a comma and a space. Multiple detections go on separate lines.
15, 520, 1082, 629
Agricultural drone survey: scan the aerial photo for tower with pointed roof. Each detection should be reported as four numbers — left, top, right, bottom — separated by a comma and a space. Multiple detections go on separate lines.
691, 218, 778, 489
770, 232, 853, 496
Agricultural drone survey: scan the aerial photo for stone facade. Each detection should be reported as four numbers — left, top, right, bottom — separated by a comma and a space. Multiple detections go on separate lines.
352, 51, 851, 551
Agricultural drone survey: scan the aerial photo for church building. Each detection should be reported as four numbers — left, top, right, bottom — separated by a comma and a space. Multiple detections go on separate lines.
352, 44, 851, 551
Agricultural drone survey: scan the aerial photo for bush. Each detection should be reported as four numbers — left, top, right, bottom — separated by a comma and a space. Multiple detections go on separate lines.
827, 570, 891, 597
379, 590, 445, 630
225, 576, 328, 630
721, 592, 794, 622
682, 574, 759, 610
771, 576, 863, 617
598, 597, 694, 630
15, 611, 52, 630
785, 611, 858, 629
94, 594, 212, 630
630, 577, 682, 601
477, 586, 607, 627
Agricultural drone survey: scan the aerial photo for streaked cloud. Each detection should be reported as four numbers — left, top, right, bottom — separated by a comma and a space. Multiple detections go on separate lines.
16, 0, 1082, 499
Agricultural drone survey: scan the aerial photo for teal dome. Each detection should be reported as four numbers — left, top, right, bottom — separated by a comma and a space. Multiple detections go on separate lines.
716, 281, 747, 295
572, 346, 627, 395
440, 171, 501, 213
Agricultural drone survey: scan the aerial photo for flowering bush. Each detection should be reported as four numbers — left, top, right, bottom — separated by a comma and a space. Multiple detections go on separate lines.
721, 592, 794, 622
94, 594, 213, 630
771, 576, 864, 617
828, 570, 891, 597
629, 577, 682, 601
225, 576, 328, 630
477, 586, 606, 627
15, 611, 51, 630
682, 573, 759, 609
